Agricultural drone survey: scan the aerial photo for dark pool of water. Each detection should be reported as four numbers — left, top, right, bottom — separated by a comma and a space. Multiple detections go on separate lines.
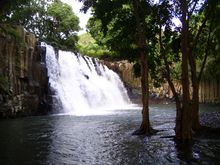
0, 104, 220, 165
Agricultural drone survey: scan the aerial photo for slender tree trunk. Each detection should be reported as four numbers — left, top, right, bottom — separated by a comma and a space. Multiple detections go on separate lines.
191, 84, 201, 130
132, 0, 152, 135
190, 17, 213, 131
165, 66, 182, 138
137, 49, 151, 134
176, 0, 192, 141
188, 50, 201, 131
158, 26, 182, 137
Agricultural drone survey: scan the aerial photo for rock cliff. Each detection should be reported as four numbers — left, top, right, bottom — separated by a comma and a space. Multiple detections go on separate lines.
0, 25, 49, 118
104, 60, 220, 104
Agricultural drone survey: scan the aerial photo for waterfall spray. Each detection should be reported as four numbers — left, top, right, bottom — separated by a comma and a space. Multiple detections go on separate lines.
45, 44, 131, 115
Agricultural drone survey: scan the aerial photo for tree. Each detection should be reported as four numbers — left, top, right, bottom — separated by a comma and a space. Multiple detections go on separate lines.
81, 0, 220, 140
46, 0, 80, 50
156, 0, 219, 141
77, 33, 112, 57
80, 0, 154, 135
1, 0, 80, 51
155, 0, 183, 139
0, 0, 29, 14
131, 0, 159, 135
173, 0, 219, 140
1, 0, 50, 35
188, 0, 219, 131
177, 0, 192, 140
156, 0, 220, 140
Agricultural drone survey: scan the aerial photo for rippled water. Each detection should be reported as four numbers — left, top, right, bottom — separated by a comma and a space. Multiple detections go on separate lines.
0, 104, 220, 165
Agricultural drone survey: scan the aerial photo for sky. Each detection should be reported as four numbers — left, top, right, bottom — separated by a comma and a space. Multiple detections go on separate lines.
61, 0, 91, 34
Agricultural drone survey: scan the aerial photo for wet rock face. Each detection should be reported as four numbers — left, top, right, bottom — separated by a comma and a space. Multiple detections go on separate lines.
0, 26, 49, 118
103, 60, 220, 104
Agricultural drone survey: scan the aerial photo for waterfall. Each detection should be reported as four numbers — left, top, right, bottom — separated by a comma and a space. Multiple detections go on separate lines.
45, 44, 131, 115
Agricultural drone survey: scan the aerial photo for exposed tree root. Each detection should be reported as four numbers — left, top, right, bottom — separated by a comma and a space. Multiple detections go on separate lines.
132, 127, 158, 136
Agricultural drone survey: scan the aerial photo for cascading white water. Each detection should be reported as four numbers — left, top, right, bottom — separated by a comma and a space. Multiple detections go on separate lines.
45, 44, 131, 115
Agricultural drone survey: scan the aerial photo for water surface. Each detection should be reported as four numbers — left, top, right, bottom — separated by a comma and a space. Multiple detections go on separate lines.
0, 104, 220, 165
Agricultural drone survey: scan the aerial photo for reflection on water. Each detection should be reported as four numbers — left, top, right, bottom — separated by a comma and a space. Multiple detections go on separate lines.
0, 104, 220, 164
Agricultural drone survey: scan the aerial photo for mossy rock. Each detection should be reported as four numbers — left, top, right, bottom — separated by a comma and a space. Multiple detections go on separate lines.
0, 24, 23, 45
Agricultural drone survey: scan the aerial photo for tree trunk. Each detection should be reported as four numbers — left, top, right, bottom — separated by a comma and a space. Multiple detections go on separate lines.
133, 50, 151, 135
188, 50, 201, 131
132, 0, 152, 135
158, 25, 182, 137
166, 71, 182, 138
191, 18, 213, 131
191, 84, 201, 130
176, 0, 192, 141
139, 49, 151, 133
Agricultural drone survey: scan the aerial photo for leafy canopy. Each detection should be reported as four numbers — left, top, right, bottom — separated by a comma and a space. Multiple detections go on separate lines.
82, 0, 220, 80
1, 0, 80, 51
77, 33, 113, 58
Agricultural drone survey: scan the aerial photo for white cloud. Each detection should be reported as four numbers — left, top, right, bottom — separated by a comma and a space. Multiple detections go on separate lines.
61, 0, 91, 34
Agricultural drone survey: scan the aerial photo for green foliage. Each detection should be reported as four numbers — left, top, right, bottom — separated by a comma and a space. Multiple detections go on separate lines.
0, 0, 29, 16
1, 0, 50, 35
0, 75, 9, 95
83, 0, 176, 83
204, 33, 220, 78
1, 0, 80, 51
77, 33, 112, 57
0, 24, 23, 44
188, 0, 220, 78
47, 0, 80, 50
84, 0, 138, 61
205, 58, 220, 78
81, 0, 220, 83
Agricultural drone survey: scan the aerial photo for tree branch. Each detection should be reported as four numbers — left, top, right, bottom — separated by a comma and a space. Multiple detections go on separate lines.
188, 0, 199, 18
191, 12, 209, 50
198, 17, 214, 83
159, 24, 181, 109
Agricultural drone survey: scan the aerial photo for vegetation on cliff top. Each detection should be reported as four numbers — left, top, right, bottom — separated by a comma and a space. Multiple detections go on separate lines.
77, 33, 112, 58
0, 0, 80, 51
